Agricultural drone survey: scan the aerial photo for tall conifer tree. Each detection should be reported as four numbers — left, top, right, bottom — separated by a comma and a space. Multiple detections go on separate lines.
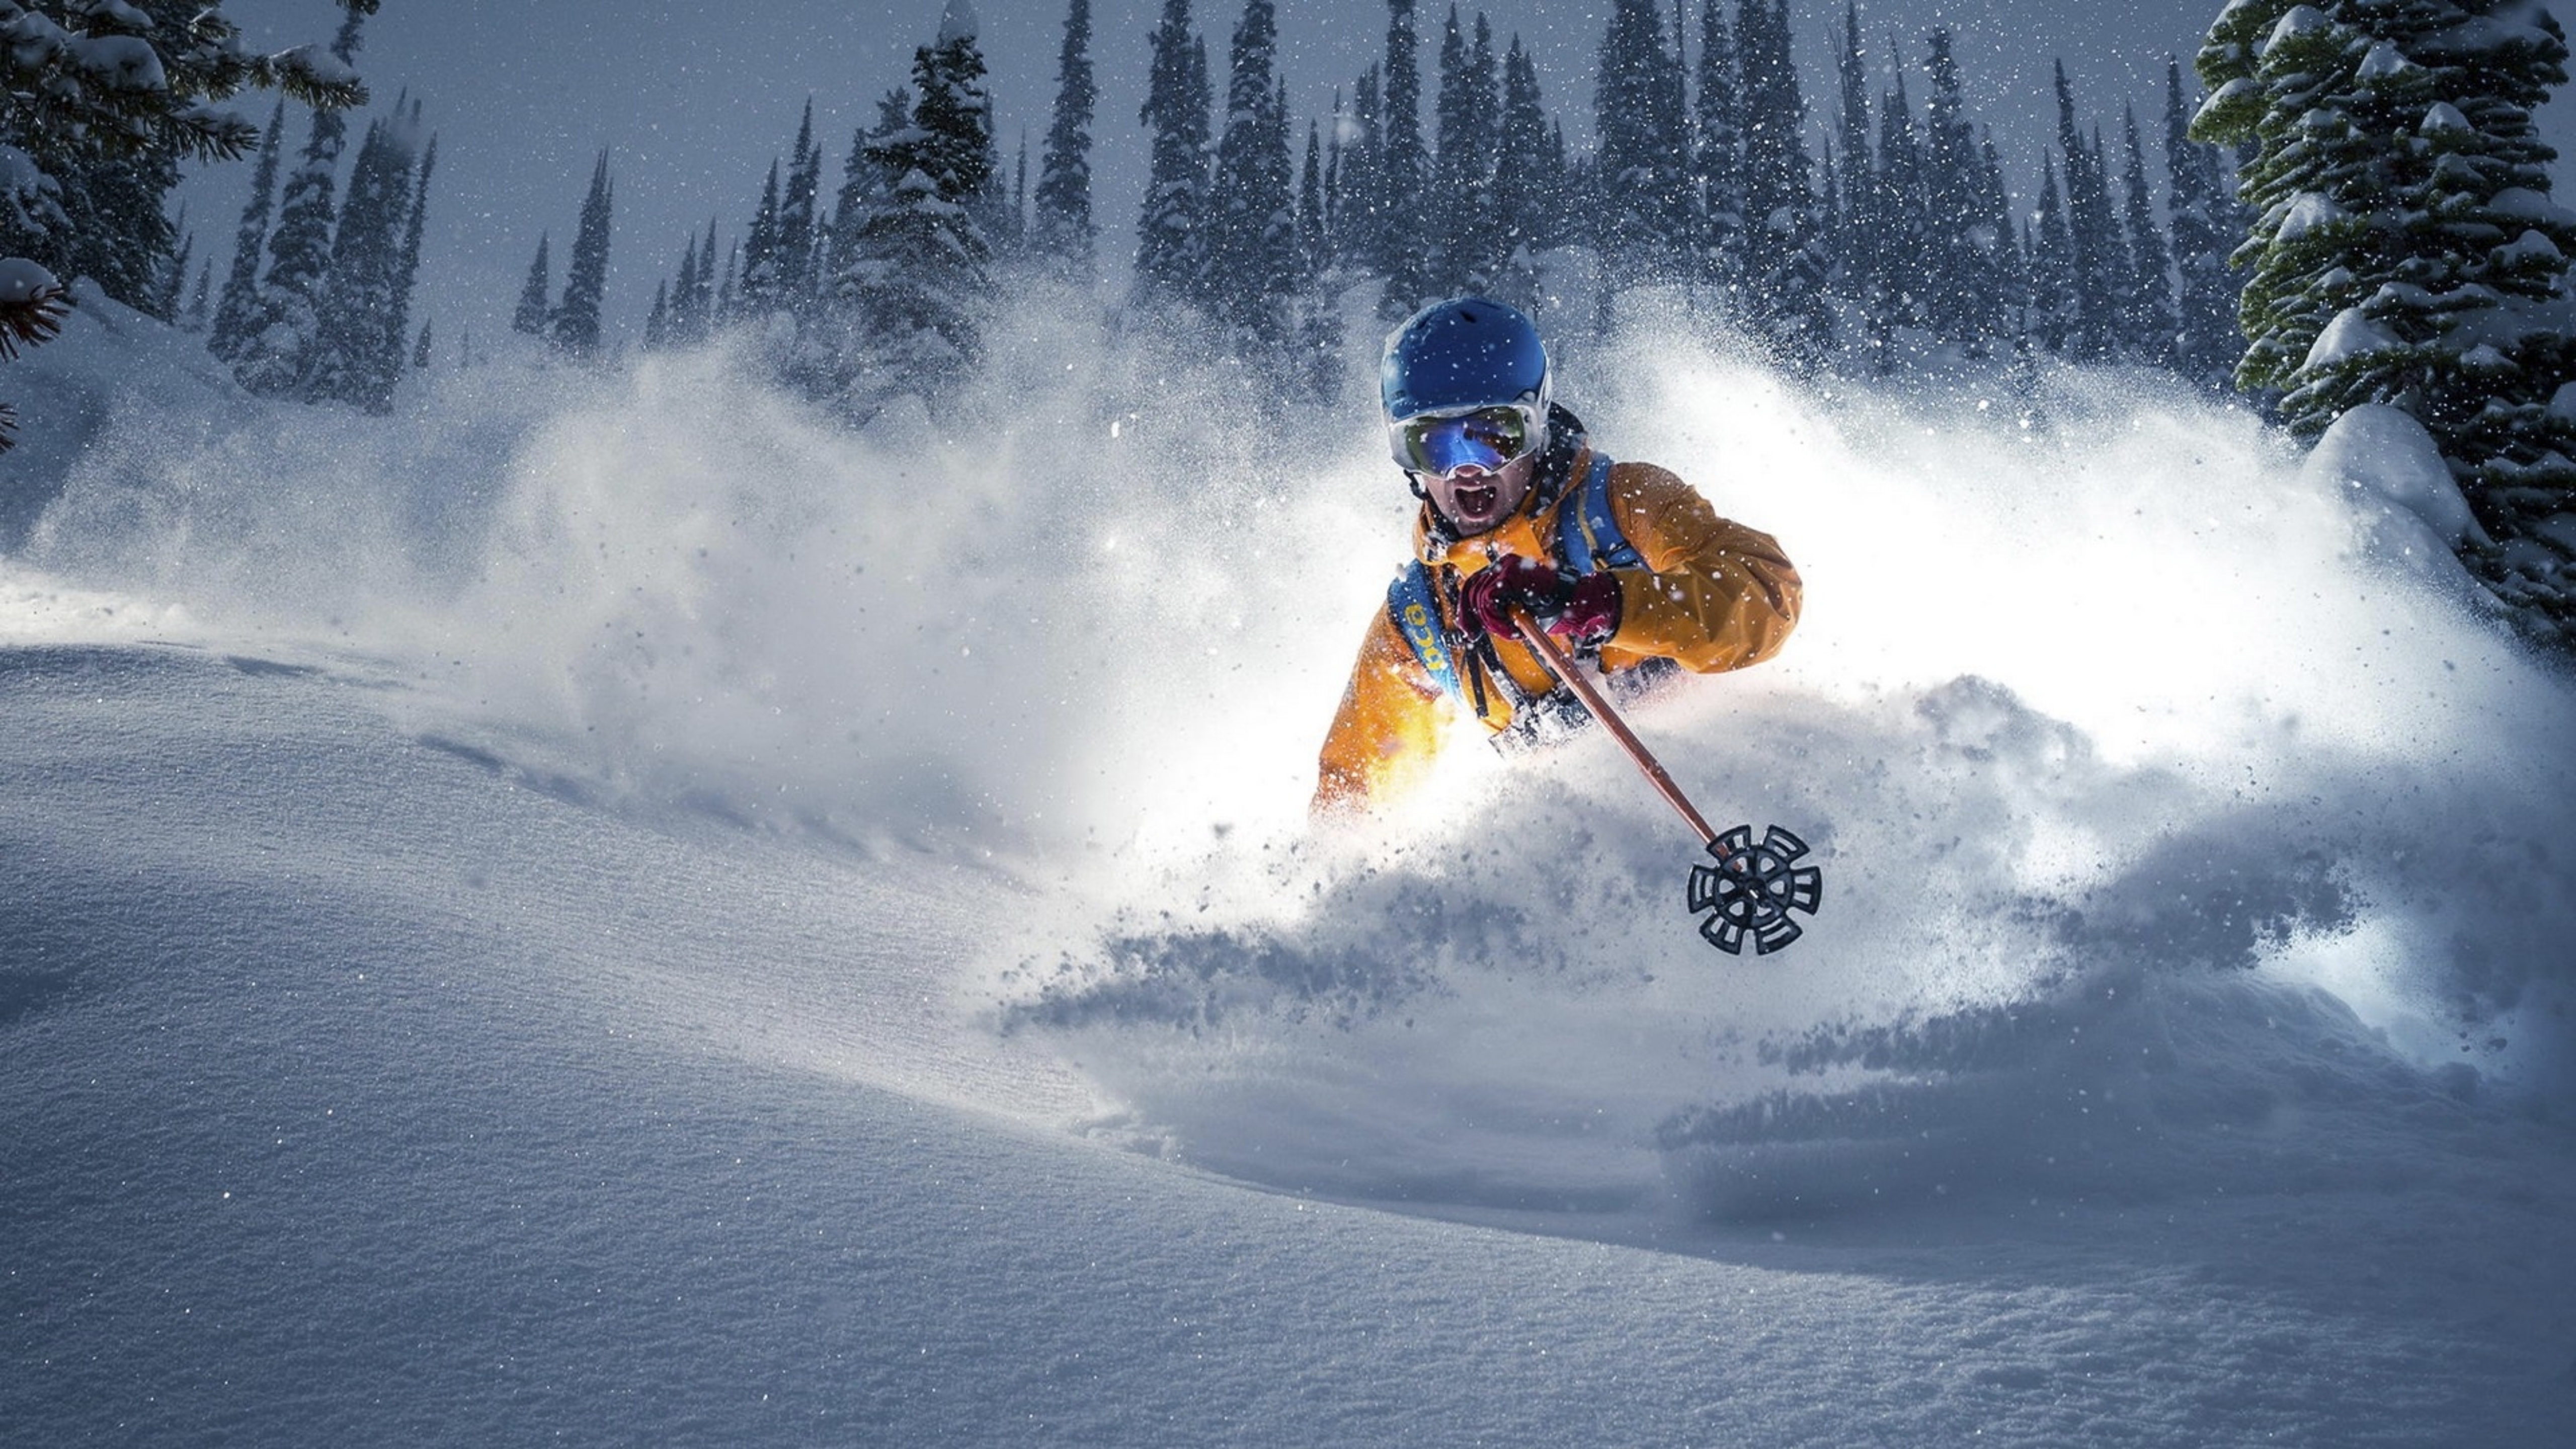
1033, 0, 1099, 277
1378, 0, 1433, 317
1136, 0, 1214, 311
2197, 0, 2576, 641
208, 101, 287, 364
2163, 58, 2242, 388
551, 151, 613, 358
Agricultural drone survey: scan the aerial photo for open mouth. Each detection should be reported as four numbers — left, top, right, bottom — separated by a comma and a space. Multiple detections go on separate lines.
1452, 482, 1499, 518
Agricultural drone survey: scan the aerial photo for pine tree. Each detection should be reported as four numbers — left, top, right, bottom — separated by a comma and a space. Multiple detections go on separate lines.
1918, 30, 1989, 354
777, 101, 823, 307
1032, 0, 1098, 278
0, 0, 369, 290
1292, 115, 1345, 405
155, 225, 193, 323
1334, 65, 1385, 271
1972, 129, 2025, 355
1135, 0, 1213, 311
1377, 0, 1435, 318
1426, 8, 1506, 298
512, 234, 551, 335
1738, 0, 1832, 361
2029, 154, 2076, 355
665, 236, 700, 347
841, 3, 999, 417
740, 159, 783, 313
1490, 35, 1558, 310
412, 317, 432, 372
1593, 0, 1693, 287
1831, 6, 1876, 321
826, 92, 910, 309
2117, 106, 2179, 366
1870, 56, 1930, 364
303, 114, 414, 406
643, 280, 670, 350
208, 101, 287, 363
1692, 3, 1746, 296
551, 150, 613, 358
2053, 60, 2123, 359
1205, 0, 1296, 355
233, 5, 367, 395
185, 258, 212, 332
379, 129, 433, 403
2164, 59, 2244, 388
2198, 0, 2576, 641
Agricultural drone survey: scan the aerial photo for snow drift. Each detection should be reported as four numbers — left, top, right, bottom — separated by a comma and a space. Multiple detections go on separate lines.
10, 284, 2573, 1232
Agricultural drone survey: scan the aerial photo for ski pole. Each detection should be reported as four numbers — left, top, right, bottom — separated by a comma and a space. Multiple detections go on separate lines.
1507, 609, 1822, 955
1508, 611, 1722, 849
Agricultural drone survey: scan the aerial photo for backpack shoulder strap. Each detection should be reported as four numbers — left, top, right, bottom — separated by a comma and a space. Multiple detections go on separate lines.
1386, 561, 1468, 706
1557, 451, 1642, 575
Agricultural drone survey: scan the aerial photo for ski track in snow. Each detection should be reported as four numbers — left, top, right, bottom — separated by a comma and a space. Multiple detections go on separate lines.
4, 289, 2575, 1442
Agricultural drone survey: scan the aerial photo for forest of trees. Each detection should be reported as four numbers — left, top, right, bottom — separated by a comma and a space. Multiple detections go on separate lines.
1, 0, 2569, 641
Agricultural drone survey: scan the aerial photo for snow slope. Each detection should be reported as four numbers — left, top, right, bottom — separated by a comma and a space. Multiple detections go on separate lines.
4, 293, 2574, 1444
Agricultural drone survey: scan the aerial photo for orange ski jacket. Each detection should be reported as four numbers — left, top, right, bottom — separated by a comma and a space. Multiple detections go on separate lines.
1313, 437, 1800, 816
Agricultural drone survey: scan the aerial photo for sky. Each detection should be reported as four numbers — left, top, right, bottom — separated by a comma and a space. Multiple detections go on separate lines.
184, 1, 2576, 359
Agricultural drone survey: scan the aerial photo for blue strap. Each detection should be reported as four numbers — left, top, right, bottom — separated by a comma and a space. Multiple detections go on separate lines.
1557, 452, 1641, 575
1386, 561, 1467, 706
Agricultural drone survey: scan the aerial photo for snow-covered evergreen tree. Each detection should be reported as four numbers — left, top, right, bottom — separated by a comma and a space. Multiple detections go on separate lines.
1868, 55, 1930, 367
1205, 0, 1296, 356
1377, 0, 1433, 318
777, 102, 823, 308
1830, 7, 1877, 332
1593, 0, 1693, 287
841, 1, 998, 419
739, 159, 784, 313
208, 101, 286, 363
2197, 0, 2576, 642
1691, 2, 1746, 298
1134, 0, 1213, 312
1291, 115, 1344, 406
378, 127, 432, 403
303, 113, 412, 406
232, 5, 365, 395
512, 234, 550, 335
185, 257, 212, 332
2164, 57, 2246, 388
1333, 65, 1384, 273
643, 281, 669, 350
1737, 0, 1832, 362
1489, 34, 1557, 311
154, 224, 192, 323
2052, 61, 2122, 359
1918, 29, 1992, 356
0, 0, 366, 330
1031, 0, 1097, 278
1427, 7, 1502, 298
2028, 154, 2076, 355
551, 151, 613, 358
2117, 106, 2180, 367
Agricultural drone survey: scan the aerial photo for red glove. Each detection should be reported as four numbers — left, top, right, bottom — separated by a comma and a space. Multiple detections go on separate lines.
1459, 555, 1623, 647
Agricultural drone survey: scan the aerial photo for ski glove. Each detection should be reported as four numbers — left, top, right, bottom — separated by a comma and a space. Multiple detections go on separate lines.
1460, 554, 1623, 648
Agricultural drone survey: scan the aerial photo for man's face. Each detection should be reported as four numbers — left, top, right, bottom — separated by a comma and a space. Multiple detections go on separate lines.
1420, 452, 1536, 536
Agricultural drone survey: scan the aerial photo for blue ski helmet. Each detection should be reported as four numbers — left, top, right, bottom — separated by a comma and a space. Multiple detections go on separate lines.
1380, 297, 1551, 475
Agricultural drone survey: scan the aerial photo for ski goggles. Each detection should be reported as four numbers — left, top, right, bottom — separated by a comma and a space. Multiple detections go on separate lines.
1388, 402, 1544, 476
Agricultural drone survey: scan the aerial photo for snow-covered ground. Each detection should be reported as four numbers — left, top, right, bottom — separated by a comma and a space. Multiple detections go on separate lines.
4, 291, 2573, 1444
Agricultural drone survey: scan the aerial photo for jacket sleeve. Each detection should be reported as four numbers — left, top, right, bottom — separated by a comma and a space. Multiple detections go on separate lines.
1599, 462, 1802, 674
1312, 605, 1450, 817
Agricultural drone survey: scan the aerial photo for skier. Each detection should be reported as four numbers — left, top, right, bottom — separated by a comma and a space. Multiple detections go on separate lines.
1314, 297, 1802, 816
